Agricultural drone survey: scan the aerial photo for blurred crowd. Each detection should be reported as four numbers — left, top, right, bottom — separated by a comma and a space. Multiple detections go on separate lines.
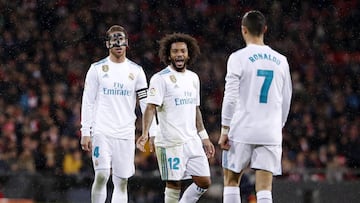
0, 0, 359, 189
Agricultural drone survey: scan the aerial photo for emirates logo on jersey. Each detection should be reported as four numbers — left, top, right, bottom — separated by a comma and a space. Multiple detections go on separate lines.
129, 73, 134, 80
170, 75, 177, 83
102, 65, 109, 72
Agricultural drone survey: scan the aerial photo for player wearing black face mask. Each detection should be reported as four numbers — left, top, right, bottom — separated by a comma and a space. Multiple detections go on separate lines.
81, 25, 157, 203
106, 32, 129, 48
102, 26, 129, 61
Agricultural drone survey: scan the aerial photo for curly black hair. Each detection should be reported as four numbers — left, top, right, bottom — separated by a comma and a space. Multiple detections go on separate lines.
158, 33, 200, 66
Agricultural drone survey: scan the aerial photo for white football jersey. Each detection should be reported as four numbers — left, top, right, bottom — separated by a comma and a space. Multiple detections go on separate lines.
222, 44, 292, 145
81, 57, 148, 139
147, 66, 200, 147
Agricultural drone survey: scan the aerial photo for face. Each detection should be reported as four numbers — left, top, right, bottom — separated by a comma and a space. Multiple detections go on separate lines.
107, 31, 128, 59
169, 42, 189, 72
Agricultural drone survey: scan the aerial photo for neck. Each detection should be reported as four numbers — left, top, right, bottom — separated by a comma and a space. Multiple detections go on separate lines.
246, 36, 264, 46
170, 65, 186, 72
109, 55, 126, 63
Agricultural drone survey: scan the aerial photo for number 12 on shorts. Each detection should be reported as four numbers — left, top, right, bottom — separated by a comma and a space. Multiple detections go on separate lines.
168, 157, 180, 170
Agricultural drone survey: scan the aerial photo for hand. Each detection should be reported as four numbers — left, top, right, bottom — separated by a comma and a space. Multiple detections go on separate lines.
202, 139, 215, 158
136, 134, 149, 152
80, 136, 92, 152
149, 136, 155, 152
218, 133, 230, 150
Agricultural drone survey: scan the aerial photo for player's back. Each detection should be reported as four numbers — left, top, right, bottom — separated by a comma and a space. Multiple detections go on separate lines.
225, 44, 291, 145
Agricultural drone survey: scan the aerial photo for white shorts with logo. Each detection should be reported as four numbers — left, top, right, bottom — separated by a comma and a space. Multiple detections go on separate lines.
155, 138, 210, 181
92, 134, 135, 178
222, 141, 282, 175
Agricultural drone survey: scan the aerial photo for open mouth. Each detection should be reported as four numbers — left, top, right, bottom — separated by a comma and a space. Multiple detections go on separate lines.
175, 59, 185, 66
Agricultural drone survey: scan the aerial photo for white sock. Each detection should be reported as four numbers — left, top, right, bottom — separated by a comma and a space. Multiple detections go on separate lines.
223, 186, 241, 203
91, 169, 110, 203
257, 190, 272, 203
111, 176, 128, 203
179, 183, 207, 203
164, 187, 180, 203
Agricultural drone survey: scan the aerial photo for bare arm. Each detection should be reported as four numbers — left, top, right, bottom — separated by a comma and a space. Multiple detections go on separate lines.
218, 125, 230, 150
196, 106, 206, 132
136, 103, 157, 152
196, 106, 215, 158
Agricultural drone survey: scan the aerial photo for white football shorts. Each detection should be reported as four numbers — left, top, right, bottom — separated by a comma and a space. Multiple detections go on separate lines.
91, 134, 135, 178
222, 141, 282, 175
155, 138, 210, 181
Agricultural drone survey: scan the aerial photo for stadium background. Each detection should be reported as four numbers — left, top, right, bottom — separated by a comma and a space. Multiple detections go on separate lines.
0, 0, 359, 202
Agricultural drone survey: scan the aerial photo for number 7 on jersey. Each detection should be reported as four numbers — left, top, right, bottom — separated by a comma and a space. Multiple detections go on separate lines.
257, 69, 273, 103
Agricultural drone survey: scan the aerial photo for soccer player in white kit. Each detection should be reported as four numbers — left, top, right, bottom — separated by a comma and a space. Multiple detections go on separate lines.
136, 33, 215, 203
80, 25, 155, 203
218, 11, 292, 203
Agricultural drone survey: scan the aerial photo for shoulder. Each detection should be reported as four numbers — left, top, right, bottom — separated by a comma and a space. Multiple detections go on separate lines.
158, 67, 171, 75
185, 69, 199, 78
228, 47, 248, 60
92, 57, 108, 67
88, 57, 108, 71
126, 58, 143, 69
152, 67, 171, 79
268, 47, 288, 61
150, 67, 167, 78
150, 67, 173, 83
87, 57, 108, 73
125, 58, 143, 71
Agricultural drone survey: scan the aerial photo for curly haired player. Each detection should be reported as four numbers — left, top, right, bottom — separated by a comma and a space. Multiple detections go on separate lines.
137, 33, 215, 203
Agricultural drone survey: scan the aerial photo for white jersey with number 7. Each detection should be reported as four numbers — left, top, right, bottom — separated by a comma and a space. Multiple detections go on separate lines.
221, 44, 292, 145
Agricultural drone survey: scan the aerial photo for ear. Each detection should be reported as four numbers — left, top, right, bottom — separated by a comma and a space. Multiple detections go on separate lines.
241, 25, 247, 35
105, 41, 110, 49
263, 25, 268, 34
